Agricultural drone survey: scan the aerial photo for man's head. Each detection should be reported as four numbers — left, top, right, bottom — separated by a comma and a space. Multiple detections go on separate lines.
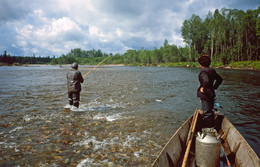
71, 62, 78, 70
198, 54, 211, 67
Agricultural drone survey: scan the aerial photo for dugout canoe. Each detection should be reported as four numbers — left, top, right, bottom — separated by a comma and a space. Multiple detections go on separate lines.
152, 109, 260, 167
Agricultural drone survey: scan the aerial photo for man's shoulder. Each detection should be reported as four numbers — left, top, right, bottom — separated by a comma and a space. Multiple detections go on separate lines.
69, 69, 80, 72
203, 67, 216, 74
75, 70, 82, 74
67, 69, 81, 75
203, 67, 214, 71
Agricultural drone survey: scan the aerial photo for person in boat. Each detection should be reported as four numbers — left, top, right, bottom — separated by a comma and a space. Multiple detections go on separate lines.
197, 54, 223, 128
67, 62, 84, 108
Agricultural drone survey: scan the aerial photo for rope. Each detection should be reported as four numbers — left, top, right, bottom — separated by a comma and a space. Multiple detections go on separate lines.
83, 56, 111, 78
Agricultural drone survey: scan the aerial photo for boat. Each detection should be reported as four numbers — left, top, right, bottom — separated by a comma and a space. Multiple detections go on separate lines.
152, 109, 260, 167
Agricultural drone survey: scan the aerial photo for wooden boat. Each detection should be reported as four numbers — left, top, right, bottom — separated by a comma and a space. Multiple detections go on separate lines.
152, 109, 260, 167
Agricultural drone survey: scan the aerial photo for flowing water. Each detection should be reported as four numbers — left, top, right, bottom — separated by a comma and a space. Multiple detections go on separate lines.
0, 65, 259, 166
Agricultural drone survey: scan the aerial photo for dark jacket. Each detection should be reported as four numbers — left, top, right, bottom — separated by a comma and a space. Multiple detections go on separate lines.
197, 67, 223, 100
67, 69, 84, 93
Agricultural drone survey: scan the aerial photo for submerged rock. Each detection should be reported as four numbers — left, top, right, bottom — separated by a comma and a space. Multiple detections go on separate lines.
62, 140, 69, 145
107, 162, 114, 167
64, 158, 70, 164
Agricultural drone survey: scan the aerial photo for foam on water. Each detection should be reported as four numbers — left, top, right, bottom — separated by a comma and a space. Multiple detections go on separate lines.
74, 135, 121, 151
67, 104, 111, 112
23, 115, 31, 122
67, 102, 126, 112
9, 127, 23, 133
93, 113, 123, 122
64, 104, 72, 109
77, 158, 95, 167
74, 130, 154, 166
123, 134, 141, 147
134, 149, 143, 158
75, 131, 153, 163
0, 141, 18, 149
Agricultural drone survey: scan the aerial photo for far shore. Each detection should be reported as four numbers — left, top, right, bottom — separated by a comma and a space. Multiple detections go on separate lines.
0, 63, 125, 67
0, 62, 259, 71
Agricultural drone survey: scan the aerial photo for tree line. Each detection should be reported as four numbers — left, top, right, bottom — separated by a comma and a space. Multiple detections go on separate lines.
0, 51, 52, 65
1, 7, 259, 66
49, 42, 187, 65
110, 7, 259, 66
50, 48, 110, 65
182, 7, 259, 64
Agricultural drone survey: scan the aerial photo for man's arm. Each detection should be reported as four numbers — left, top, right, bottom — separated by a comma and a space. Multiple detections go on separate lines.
214, 73, 223, 90
79, 72, 84, 83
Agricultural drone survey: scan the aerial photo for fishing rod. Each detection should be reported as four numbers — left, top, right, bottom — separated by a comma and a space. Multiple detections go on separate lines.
83, 56, 111, 78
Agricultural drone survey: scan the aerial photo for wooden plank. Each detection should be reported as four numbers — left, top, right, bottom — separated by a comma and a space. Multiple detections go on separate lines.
152, 116, 192, 167
221, 118, 260, 167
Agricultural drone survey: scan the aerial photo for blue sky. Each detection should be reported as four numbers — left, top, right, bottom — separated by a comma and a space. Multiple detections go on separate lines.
0, 0, 259, 57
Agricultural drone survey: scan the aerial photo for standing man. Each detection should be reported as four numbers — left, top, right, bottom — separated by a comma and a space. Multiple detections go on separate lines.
67, 62, 84, 108
197, 55, 223, 128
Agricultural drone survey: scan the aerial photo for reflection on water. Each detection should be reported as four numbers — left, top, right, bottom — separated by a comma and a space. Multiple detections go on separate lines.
0, 65, 259, 166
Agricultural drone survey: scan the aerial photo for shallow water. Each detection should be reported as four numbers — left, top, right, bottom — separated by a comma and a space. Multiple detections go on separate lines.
0, 65, 259, 166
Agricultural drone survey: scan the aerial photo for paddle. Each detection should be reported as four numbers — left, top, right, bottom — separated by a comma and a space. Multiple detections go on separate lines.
182, 109, 199, 167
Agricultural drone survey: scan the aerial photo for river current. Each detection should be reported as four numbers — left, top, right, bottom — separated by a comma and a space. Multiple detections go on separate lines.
0, 65, 259, 166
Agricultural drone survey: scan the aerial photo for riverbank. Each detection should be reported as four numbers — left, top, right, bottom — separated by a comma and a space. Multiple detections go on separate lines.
1, 61, 259, 70
126, 61, 260, 70
0, 62, 50, 67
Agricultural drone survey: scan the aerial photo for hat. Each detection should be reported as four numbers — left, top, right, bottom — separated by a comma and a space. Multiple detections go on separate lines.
71, 62, 78, 69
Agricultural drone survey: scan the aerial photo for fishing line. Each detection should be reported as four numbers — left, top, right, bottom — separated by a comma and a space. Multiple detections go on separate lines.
83, 56, 111, 78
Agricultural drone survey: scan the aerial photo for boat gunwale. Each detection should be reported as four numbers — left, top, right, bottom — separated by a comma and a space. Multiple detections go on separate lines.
151, 115, 193, 166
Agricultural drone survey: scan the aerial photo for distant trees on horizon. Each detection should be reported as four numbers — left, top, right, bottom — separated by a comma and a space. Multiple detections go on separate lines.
0, 50, 52, 65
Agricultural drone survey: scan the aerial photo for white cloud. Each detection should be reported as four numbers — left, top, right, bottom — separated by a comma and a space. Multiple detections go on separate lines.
15, 16, 86, 55
35, 17, 83, 41
0, 0, 258, 56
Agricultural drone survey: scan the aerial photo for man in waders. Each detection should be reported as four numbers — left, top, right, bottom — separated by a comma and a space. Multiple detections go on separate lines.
67, 62, 84, 108
197, 55, 223, 128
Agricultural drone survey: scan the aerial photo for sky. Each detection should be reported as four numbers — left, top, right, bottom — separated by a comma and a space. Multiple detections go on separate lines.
0, 0, 259, 57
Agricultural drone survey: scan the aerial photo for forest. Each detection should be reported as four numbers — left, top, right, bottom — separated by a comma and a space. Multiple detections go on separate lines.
0, 50, 52, 65
1, 7, 259, 69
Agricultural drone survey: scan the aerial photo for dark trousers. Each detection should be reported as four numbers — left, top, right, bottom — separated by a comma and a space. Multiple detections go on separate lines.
201, 99, 215, 128
68, 92, 80, 108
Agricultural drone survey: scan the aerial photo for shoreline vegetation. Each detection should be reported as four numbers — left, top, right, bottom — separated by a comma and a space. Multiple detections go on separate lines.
138, 61, 260, 70
1, 61, 259, 71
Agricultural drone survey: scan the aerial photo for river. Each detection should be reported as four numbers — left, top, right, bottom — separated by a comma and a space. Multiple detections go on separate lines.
0, 65, 259, 166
